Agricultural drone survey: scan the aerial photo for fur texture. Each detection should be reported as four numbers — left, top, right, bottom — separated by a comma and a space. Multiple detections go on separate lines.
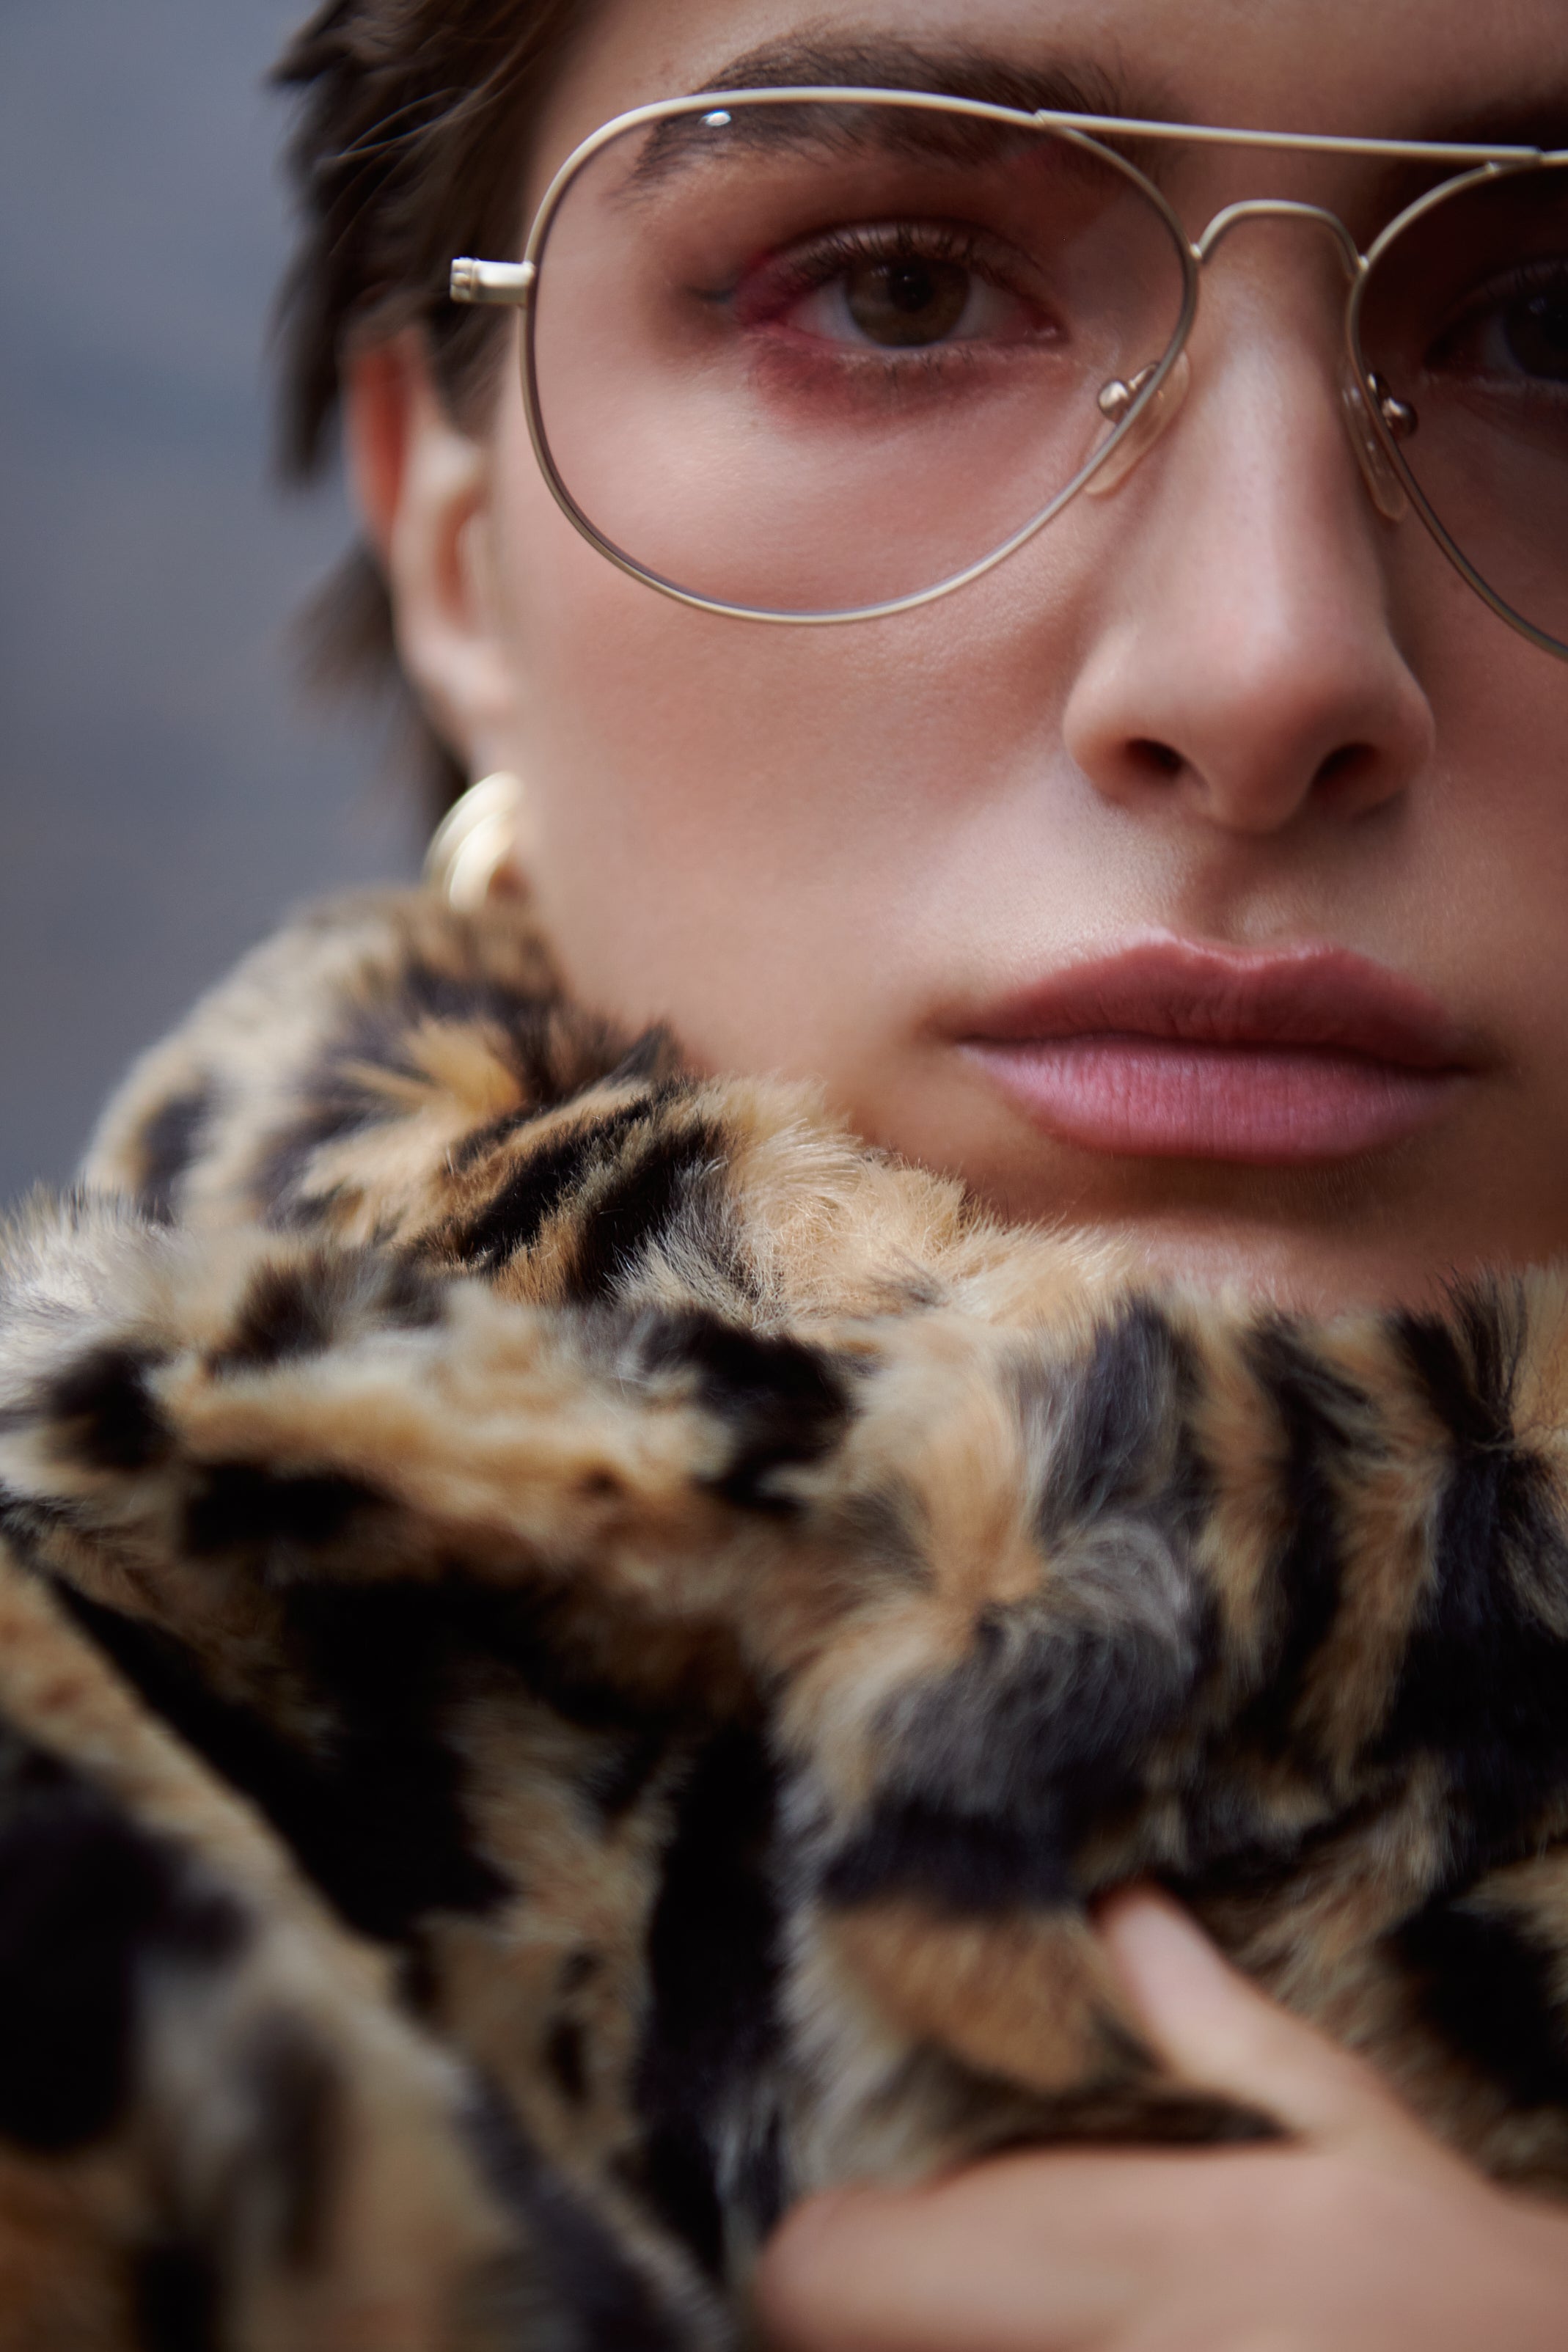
0, 886, 1566, 2345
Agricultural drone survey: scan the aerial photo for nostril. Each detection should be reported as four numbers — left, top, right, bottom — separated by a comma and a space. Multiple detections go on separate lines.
1313, 741, 1375, 792
1128, 737, 1184, 779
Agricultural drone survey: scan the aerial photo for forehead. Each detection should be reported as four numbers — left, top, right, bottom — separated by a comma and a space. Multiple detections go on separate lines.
541, 0, 1568, 169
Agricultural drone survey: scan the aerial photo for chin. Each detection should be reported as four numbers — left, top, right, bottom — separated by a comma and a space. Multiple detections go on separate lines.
1072, 1212, 1517, 1318
1110, 1223, 1405, 1314
956, 1153, 1469, 1315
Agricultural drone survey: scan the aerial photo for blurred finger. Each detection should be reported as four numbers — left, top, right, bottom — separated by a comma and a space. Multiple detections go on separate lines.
754, 2164, 1134, 2352
1099, 1887, 1426, 2147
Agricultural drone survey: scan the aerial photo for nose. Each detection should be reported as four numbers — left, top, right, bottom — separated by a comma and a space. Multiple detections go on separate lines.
1060, 278, 1436, 838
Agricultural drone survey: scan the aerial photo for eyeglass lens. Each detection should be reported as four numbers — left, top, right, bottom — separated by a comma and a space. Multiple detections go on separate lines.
529, 100, 1568, 641
531, 102, 1189, 614
1358, 162, 1568, 651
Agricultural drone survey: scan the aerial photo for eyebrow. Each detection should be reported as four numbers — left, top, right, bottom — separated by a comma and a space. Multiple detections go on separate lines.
697, 34, 1170, 125
1415, 94, 1568, 156
615, 34, 1186, 194
702, 33, 1568, 150
609, 28, 1568, 230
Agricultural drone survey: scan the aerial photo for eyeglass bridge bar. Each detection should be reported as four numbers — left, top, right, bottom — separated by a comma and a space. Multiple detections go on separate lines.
1193, 199, 1366, 271
1030, 109, 1545, 163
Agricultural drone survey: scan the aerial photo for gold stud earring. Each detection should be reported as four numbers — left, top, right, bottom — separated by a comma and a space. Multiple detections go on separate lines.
424, 772, 530, 913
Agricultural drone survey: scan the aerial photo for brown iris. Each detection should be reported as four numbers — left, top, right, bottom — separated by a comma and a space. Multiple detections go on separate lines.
844, 257, 971, 346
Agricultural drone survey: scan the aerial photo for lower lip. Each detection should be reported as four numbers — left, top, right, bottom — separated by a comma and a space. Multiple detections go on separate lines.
966, 1037, 1464, 1164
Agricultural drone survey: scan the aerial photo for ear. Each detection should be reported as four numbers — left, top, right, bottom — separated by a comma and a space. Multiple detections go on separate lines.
343, 332, 519, 771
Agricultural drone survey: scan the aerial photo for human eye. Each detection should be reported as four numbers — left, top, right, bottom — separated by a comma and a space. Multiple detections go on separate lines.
726, 220, 1060, 358
1428, 257, 1568, 391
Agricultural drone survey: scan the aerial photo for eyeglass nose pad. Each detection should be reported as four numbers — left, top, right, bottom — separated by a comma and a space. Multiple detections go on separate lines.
1341, 364, 1410, 524
1085, 350, 1192, 499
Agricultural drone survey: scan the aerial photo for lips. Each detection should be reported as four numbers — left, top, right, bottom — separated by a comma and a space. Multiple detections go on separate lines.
960, 939, 1478, 1165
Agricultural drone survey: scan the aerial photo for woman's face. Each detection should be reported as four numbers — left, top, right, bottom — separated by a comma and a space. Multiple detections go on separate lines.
362, 0, 1568, 1311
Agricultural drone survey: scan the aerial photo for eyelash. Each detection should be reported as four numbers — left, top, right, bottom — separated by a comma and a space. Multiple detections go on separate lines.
1428, 257, 1568, 377
727, 218, 1041, 333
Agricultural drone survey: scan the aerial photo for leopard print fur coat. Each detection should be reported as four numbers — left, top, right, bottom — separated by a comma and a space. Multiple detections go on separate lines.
3, 884, 1568, 2349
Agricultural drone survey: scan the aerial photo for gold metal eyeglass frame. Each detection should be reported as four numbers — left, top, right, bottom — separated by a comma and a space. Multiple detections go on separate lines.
452, 87, 1568, 652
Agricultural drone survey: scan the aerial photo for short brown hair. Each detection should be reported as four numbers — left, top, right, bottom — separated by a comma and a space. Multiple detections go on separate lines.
273, 0, 586, 819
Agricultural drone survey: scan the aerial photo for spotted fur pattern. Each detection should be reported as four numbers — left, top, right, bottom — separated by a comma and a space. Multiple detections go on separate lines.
1, 886, 1567, 2345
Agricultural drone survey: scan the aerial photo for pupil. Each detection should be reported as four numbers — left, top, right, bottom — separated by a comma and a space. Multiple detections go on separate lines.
846, 258, 970, 347
888, 263, 937, 314
1505, 289, 1568, 383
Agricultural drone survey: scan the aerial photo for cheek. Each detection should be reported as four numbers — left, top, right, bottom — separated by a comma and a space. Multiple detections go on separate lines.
1418, 620, 1568, 1042
1399, 539, 1568, 884
484, 392, 1095, 1066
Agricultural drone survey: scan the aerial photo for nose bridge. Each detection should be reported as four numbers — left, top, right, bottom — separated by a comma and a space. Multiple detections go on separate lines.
1159, 287, 1371, 587
1178, 199, 1409, 521
1194, 199, 1363, 279
1060, 230, 1435, 834
1096, 197, 1383, 522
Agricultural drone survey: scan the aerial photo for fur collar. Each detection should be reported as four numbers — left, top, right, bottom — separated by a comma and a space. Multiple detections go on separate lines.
0, 885, 1564, 2348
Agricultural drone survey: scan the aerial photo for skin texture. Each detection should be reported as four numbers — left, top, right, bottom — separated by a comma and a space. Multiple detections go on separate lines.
351, 0, 1568, 1317
343, 0, 1568, 2340
756, 1891, 1568, 2352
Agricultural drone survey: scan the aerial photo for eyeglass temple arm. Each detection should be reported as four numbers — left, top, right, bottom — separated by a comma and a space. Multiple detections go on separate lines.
451, 259, 535, 307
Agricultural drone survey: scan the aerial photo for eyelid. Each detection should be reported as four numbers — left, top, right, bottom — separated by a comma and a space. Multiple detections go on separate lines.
1427, 254, 1568, 359
728, 216, 1047, 318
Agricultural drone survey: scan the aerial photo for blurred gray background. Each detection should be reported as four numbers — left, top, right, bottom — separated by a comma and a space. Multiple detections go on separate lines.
0, 0, 425, 1206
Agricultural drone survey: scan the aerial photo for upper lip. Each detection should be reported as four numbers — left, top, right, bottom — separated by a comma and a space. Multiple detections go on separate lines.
961, 937, 1478, 1071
